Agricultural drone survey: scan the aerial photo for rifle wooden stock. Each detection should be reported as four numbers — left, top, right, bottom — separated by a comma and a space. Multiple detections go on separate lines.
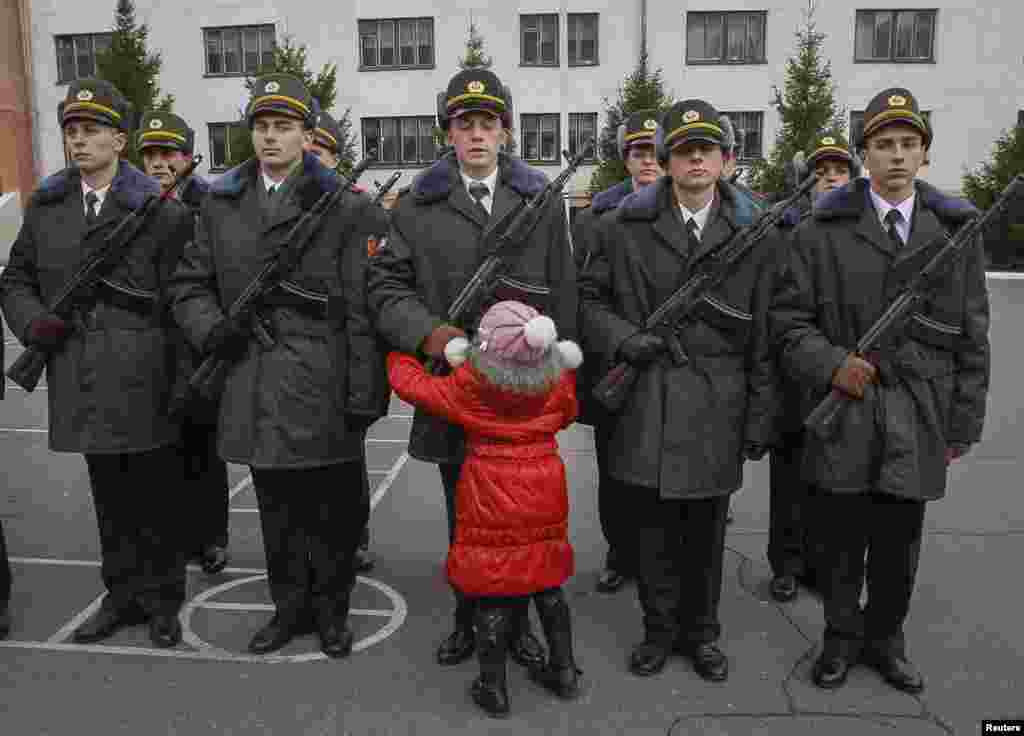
803, 173, 1024, 439
186, 153, 375, 400
592, 173, 818, 412
6, 155, 203, 392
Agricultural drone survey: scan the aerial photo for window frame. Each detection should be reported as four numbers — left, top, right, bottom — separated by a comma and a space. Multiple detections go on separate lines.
521, 114, 562, 164
207, 122, 237, 172
360, 115, 439, 168
685, 11, 767, 66
853, 9, 937, 63
202, 25, 276, 78
568, 112, 599, 163
567, 13, 600, 67
720, 111, 765, 162
55, 32, 114, 84
520, 14, 560, 67
358, 18, 436, 71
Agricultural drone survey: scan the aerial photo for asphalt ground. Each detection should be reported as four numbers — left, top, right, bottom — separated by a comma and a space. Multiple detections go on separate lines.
2, 279, 1023, 735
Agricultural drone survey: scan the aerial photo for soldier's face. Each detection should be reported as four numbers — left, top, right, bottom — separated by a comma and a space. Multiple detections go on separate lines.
814, 160, 852, 195
64, 119, 126, 174
625, 144, 662, 186
142, 147, 190, 193
447, 112, 504, 177
863, 124, 926, 197
668, 141, 724, 192
305, 141, 339, 170
252, 114, 312, 173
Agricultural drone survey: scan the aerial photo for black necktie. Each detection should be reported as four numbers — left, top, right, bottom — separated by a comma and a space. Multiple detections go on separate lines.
468, 181, 490, 220
686, 217, 700, 246
85, 191, 99, 226
884, 209, 904, 248
267, 185, 277, 199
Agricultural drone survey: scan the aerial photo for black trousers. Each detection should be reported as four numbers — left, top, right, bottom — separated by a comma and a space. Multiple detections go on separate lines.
767, 430, 816, 581
0, 520, 10, 605
84, 445, 187, 615
630, 482, 730, 648
358, 433, 370, 551
178, 413, 229, 552
815, 489, 926, 659
595, 425, 633, 575
251, 461, 369, 625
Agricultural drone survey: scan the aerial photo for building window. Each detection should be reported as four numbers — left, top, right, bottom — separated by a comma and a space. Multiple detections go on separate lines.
568, 14, 599, 66
207, 122, 237, 171
521, 14, 559, 66
204, 25, 275, 76
359, 19, 434, 69
569, 113, 598, 162
686, 11, 766, 65
1017, 110, 1023, 128
361, 117, 437, 166
854, 10, 936, 62
521, 114, 561, 163
721, 111, 764, 160
55, 33, 113, 84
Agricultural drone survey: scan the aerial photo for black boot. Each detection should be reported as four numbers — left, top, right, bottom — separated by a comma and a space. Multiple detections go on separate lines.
529, 588, 582, 699
470, 605, 511, 718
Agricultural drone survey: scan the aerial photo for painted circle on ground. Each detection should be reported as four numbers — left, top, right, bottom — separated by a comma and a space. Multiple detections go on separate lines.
179, 573, 407, 663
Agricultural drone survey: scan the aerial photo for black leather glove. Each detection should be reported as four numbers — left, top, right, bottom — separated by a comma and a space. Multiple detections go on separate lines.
617, 332, 667, 366
744, 442, 768, 461
346, 414, 378, 435
202, 317, 250, 361
26, 313, 72, 350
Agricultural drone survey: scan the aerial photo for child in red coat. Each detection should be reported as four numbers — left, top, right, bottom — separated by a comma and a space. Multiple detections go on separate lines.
387, 300, 583, 718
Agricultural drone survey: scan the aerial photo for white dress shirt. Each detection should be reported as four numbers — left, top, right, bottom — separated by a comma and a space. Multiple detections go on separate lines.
679, 197, 714, 240
869, 187, 915, 245
460, 168, 500, 215
81, 181, 111, 216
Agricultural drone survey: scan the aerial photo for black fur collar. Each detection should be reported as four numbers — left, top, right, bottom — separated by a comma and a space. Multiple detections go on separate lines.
591, 179, 633, 214
618, 176, 758, 226
179, 175, 210, 208
33, 160, 159, 210
410, 153, 547, 204
209, 152, 338, 201
814, 177, 978, 224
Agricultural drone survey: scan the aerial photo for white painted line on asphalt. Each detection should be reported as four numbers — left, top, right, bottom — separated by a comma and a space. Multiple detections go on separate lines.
194, 601, 394, 617
11, 556, 267, 577
228, 474, 253, 500
0, 639, 327, 664
47, 593, 105, 643
370, 452, 409, 510
0, 427, 47, 434
366, 438, 409, 444
229, 508, 259, 513
987, 272, 1024, 280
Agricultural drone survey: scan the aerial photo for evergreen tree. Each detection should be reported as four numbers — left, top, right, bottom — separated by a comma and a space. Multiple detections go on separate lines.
748, 0, 846, 196
963, 123, 1024, 267
588, 52, 672, 194
95, 0, 174, 168
226, 36, 353, 171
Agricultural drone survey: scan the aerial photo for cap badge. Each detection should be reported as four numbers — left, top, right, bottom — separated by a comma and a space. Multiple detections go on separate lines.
821, 136, 836, 145
76, 89, 94, 102
467, 80, 485, 94
888, 94, 907, 107
149, 118, 164, 130
682, 110, 700, 123
265, 81, 281, 93
643, 119, 658, 130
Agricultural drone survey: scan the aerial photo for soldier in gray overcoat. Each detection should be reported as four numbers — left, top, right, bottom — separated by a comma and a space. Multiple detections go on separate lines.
169, 74, 391, 658
0, 79, 191, 647
579, 99, 778, 682
367, 68, 576, 670
771, 87, 990, 693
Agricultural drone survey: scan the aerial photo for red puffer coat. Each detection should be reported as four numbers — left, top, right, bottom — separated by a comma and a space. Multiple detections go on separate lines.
387, 352, 578, 596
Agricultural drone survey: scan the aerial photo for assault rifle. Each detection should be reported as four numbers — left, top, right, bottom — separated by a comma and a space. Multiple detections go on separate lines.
591, 172, 818, 413
6, 155, 203, 392
371, 171, 402, 206
425, 141, 594, 373
186, 152, 376, 401
804, 173, 1024, 439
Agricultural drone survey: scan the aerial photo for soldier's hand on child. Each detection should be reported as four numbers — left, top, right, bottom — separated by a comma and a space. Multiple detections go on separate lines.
421, 324, 467, 359
831, 354, 878, 399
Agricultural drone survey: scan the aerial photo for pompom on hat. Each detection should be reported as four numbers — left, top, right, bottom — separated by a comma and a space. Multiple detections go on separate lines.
444, 301, 582, 375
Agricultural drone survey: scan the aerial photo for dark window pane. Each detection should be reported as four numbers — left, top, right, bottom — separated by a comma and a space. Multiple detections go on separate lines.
855, 11, 874, 59
705, 14, 723, 60
874, 11, 892, 60
567, 23, 576, 62
580, 16, 596, 63
260, 27, 275, 69
523, 117, 539, 160
726, 14, 746, 60
895, 11, 915, 59
210, 125, 227, 168
1018, 110, 1024, 128
418, 19, 433, 66
243, 28, 259, 73
57, 37, 75, 83
361, 35, 378, 68
914, 11, 934, 59
399, 20, 415, 66
379, 21, 394, 66
77, 36, 94, 78
205, 30, 222, 74
686, 15, 704, 61
419, 118, 436, 163
381, 118, 397, 163
541, 116, 557, 160
748, 14, 764, 60
523, 19, 538, 64
541, 16, 556, 64
94, 34, 111, 56
223, 29, 241, 73
362, 119, 380, 159
401, 118, 418, 162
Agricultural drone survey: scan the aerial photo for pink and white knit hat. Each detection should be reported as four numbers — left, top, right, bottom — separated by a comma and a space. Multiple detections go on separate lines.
444, 300, 582, 369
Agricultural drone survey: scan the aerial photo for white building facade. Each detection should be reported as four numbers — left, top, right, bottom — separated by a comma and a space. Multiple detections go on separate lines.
26, 0, 1024, 195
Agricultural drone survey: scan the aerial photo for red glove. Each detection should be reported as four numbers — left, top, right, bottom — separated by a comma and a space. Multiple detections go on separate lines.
26, 314, 72, 349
